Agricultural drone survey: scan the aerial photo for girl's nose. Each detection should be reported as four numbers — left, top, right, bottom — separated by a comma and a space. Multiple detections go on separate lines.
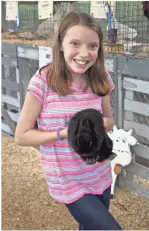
79, 46, 89, 58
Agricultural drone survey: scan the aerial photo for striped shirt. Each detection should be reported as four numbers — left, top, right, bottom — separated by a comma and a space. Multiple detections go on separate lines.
27, 67, 115, 204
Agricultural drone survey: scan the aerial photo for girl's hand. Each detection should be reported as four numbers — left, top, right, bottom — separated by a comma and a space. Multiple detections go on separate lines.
103, 117, 114, 132
103, 117, 107, 128
60, 127, 68, 139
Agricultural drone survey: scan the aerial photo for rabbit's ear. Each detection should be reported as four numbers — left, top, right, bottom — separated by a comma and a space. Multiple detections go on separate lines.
79, 120, 84, 130
69, 119, 80, 134
86, 119, 91, 128
100, 134, 113, 154
78, 120, 88, 133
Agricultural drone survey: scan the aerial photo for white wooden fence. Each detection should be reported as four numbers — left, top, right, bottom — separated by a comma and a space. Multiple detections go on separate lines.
2, 42, 149, 199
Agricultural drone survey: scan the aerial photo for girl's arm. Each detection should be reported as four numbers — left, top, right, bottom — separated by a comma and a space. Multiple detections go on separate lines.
102, 94, 114, 132
15, 92, 67, 147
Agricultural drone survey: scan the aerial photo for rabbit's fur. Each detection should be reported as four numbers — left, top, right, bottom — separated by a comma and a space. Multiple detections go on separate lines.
68, 108, 116, 165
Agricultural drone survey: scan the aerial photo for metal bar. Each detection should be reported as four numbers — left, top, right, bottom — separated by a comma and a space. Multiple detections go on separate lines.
113, 55, 118, 124
117, 73, 124, 128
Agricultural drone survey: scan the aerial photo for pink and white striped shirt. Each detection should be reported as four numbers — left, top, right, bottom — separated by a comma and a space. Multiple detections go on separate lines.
27, 67, 115, 204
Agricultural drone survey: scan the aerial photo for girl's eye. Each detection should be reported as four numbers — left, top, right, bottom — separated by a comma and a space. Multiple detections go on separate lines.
71, 41, 79, 47
89, 44, 98, 49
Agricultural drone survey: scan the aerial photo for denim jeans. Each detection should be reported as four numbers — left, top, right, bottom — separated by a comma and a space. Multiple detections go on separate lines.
65, 186, 122, 230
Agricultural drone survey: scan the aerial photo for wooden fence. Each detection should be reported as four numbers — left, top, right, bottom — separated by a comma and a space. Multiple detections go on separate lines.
1, 42, 149, 199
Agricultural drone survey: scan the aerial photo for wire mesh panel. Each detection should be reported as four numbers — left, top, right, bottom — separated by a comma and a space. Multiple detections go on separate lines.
133, 76, 149, 147
109, 71, 117, 121
18, 57, 39, 97
113, 1, 149, 56
2, 1, 149, 57
105, 56, 118, 122
1, 43, 23, 135
123, 74, 149, 147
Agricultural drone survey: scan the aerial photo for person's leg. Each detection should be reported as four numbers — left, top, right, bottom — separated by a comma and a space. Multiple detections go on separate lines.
78, 223, 83, 230
97, 186, 111, 209
65, 193, 122, 230
79, 186, 111, 230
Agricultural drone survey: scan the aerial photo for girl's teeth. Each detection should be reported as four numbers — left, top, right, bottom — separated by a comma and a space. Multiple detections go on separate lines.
75, 60, 88, 64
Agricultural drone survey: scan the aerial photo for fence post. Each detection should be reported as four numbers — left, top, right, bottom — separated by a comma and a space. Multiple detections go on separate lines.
117, 72, 124, 129
113, 55, 118, 124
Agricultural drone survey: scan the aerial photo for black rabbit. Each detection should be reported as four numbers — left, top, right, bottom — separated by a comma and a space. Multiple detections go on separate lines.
68, 108, 116, 165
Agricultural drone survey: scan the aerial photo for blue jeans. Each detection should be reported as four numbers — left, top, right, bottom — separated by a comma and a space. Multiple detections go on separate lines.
65, 186, 122, 230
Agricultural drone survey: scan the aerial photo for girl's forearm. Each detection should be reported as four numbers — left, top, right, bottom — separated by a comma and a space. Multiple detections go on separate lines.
15, 128, 67, 147
15, 117, 113, 147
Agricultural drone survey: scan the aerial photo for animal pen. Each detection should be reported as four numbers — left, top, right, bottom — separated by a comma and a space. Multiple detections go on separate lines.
1, 0, 149, 201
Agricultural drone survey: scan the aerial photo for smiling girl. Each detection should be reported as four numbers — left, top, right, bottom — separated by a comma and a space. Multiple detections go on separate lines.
15, 12, 122, 230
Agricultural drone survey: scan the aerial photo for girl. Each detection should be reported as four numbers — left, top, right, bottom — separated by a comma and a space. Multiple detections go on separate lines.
15, 12, 122, 230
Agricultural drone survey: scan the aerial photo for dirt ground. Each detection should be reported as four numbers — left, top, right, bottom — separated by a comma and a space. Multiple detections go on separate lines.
2, 136, 149, 230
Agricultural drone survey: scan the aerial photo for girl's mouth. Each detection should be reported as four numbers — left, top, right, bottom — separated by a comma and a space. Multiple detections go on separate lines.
74, 59, 89, 65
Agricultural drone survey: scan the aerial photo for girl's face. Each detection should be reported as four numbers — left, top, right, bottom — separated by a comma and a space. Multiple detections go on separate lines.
61, 25, 100, 76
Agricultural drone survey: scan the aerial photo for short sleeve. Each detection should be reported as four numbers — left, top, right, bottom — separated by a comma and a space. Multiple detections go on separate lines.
27, 69, 48, 104
106, 70, 115, 92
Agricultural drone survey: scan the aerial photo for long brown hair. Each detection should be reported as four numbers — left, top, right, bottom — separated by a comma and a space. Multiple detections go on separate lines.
47, 12, 111, 96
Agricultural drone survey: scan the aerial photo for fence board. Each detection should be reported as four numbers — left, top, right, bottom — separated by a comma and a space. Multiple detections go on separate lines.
2, 43, 17, 57
18, 58, 32, 99
2, 79, 20, 92
16, 67, 24, 108
117, 56, 149, 79
124, 90, 133, 121
123, 77, 149, 94
126, 163, 149, 180
119, 176, 149, 200
124, 99, 149, 117
2, 43, 149, 199
125, 171, 134, 181
6, 110, 19, 122
1, 122, 13, 135
125, 111, 133, 121
124, 120, 149, 140
2, 105, 16, 134
2, 95, 20, 108
17, 47, 39, 60
132, 143, 149, 160
2, 56, 17, 66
